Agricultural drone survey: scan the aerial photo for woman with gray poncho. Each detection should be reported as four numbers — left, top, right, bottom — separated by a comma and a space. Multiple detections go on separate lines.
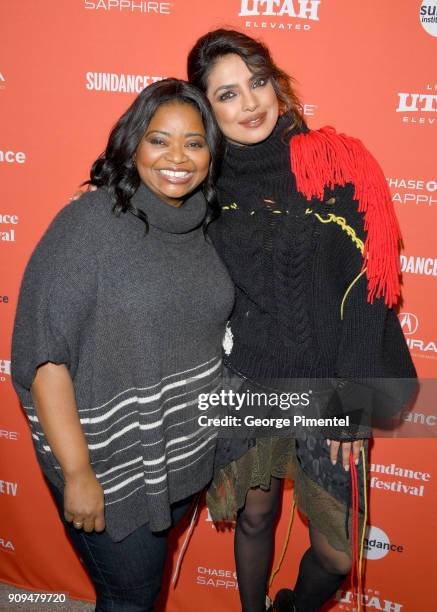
11, 79, 234, 611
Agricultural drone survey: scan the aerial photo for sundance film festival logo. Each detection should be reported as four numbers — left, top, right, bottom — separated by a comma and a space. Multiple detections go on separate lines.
370, 461, 431, 498
363, 526, 404, 560
398, 311, 437, 356
396, 84, 437, 126
336, 587, 403, 612
0, 149, 26, 164
387, 176, 437, 207
239, 0, 321, 32
0, 213, 19, 243
401, 408, 437, 428
400, 255, 437, 276
86, 72, 164, 93
84, 1, 172, 14
420, 0, 437, 37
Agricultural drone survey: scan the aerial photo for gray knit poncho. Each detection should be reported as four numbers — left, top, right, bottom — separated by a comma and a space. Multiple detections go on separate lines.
12, 184, 234, 541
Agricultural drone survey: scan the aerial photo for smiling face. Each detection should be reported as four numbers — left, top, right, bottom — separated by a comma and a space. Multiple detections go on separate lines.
135, 101, 210, 207
205, 53, 279, 145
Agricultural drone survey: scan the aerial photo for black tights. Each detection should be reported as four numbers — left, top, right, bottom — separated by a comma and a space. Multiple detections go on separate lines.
235, 478, 350, 612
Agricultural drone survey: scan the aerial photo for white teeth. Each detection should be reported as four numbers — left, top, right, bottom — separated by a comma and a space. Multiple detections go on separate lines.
159, 169, 190, 178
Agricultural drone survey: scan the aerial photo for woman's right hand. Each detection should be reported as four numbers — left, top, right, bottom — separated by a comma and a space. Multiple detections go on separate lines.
31, 363, 104, 532
70, 185, 97, 201
63, 465, 105, 533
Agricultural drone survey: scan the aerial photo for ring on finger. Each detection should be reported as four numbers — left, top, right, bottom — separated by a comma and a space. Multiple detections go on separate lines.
73, 521, 83, 528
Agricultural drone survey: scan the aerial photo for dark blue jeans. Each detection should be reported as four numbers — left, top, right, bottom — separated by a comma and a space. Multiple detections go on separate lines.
46, 478, 192, 612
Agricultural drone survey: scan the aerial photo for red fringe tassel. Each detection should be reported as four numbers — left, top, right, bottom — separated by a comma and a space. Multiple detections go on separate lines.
290, 127, 401, 307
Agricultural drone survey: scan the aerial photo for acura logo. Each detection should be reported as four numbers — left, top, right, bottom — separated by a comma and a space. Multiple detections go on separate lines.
399, 312, 419, 335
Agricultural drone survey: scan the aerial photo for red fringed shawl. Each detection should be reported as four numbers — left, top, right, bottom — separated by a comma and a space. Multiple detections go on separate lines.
290, 126, 401, 308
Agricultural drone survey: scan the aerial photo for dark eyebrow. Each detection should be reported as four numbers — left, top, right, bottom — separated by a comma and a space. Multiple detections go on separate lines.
145, 130, 170, 136
213, 84, 237, 96
145, 130, 206, 139
213, 75, 261, 96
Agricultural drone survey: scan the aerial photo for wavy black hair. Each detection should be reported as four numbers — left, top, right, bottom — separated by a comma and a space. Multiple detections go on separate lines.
89, 78, 224, 227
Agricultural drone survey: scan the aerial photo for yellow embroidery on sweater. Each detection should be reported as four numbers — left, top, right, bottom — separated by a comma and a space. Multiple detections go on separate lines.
222, 202, 238, 211
305, 209, 364, 254
305, 208, 366, 318
340, 269, 367, 321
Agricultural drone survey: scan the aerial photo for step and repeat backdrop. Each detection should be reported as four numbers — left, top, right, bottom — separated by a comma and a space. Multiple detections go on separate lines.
1, 1, 436, 611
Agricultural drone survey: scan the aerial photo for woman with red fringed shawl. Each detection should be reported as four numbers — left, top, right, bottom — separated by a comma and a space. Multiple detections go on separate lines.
187, 29, 417, 612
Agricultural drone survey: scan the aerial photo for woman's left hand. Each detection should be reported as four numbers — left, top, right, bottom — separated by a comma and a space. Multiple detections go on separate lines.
327, 439, 364, 470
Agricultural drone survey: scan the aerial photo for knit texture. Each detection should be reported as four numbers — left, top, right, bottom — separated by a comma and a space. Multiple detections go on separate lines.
209, 113, 416, 438
291, 126, 401, 307
12, 184, 234, 541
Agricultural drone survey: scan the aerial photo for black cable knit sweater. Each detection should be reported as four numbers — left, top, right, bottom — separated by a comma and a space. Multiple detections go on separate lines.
209, 114, 416, 438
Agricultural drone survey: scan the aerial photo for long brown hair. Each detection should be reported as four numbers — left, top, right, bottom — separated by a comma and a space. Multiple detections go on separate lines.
187, 28, 304, 128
